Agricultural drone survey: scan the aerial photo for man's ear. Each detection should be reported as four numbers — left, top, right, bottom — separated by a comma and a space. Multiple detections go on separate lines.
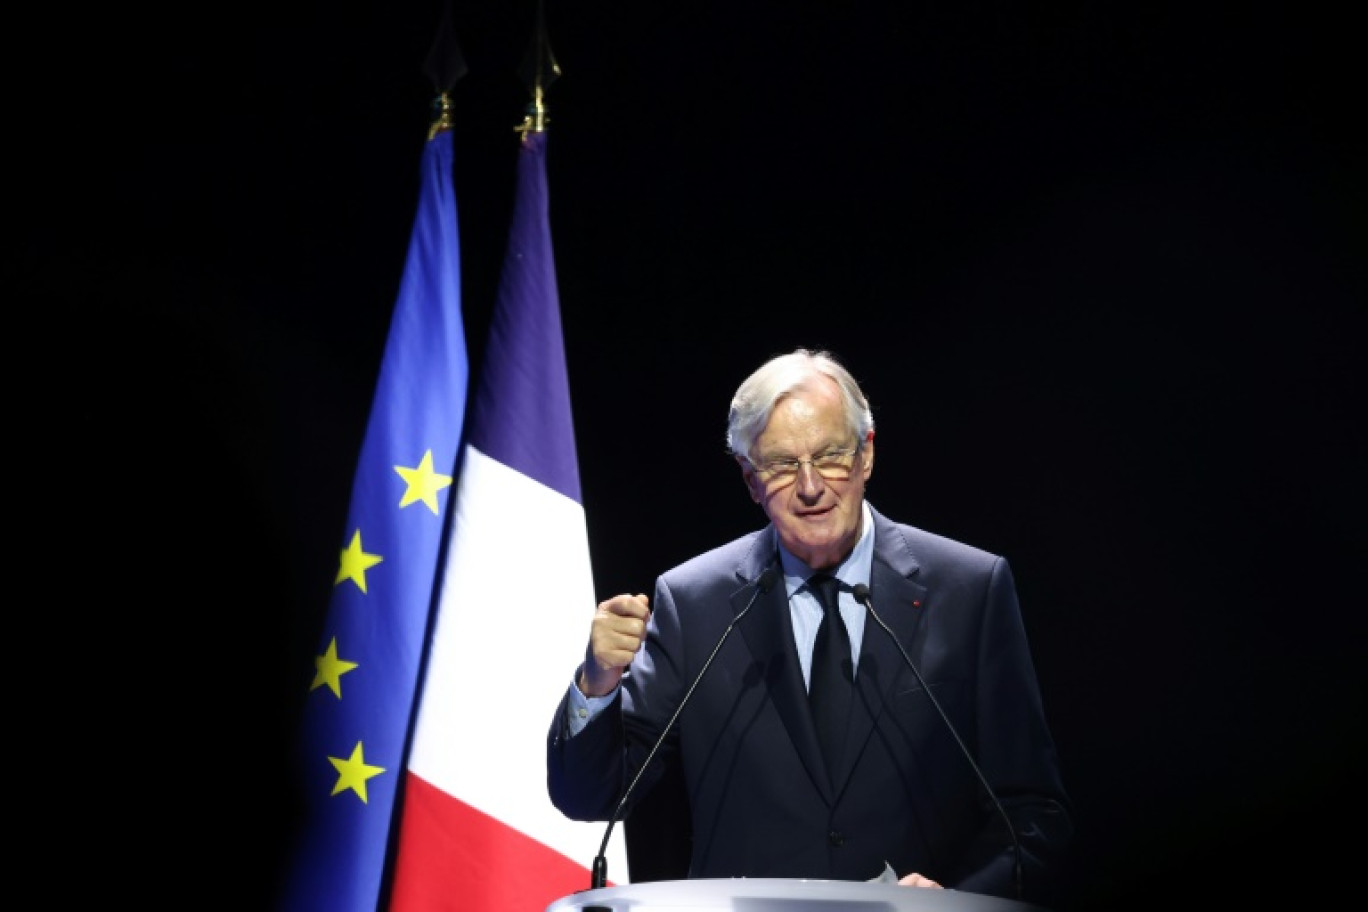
737, 457, 763, 503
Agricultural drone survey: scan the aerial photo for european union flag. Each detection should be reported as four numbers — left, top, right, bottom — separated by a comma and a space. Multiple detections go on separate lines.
280, 114, 467, 911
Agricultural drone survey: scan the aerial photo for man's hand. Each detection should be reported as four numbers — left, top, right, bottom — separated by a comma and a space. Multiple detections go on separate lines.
578, 593, 651, 697
898, 873, 943, 889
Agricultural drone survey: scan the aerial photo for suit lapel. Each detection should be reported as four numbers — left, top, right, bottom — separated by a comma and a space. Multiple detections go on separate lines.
734, 529, 832, 799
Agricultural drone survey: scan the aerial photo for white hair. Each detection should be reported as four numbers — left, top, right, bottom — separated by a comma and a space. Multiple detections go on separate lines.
726, 348, 874, 461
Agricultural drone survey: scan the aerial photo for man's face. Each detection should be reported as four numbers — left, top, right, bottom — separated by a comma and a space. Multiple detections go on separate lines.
740, 376, 874, 570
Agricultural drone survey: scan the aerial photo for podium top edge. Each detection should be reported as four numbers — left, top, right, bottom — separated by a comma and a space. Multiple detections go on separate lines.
546, 878, 1053, 912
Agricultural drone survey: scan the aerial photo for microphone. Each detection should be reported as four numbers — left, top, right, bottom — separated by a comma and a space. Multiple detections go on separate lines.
852, 583, 1025, 901
589, 563, 780, 891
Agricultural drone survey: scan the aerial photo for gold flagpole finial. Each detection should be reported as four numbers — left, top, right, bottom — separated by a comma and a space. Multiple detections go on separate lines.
515, 0, 560, 140
423, 3, 467, 139
429, 91, 455, 140
516, 86, 551, 141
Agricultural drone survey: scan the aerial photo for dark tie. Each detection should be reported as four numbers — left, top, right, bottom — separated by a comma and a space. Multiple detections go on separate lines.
808, 573, 853, 785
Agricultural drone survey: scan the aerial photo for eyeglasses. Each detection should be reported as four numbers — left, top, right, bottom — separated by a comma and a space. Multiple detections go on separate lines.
749, 446, 861, 487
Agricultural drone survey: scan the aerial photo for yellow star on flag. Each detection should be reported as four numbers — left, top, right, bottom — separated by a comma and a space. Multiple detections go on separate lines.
328, 742, 385, 803
335, 529, 383, 593
311, 637, 359, 699
394, 449, 453, 515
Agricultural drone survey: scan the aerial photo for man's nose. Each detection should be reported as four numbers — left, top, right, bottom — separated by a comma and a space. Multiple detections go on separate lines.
794, 461, 826, 497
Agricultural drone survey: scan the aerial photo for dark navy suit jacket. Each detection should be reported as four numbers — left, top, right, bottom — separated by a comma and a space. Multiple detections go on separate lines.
548, 504, 1073, 903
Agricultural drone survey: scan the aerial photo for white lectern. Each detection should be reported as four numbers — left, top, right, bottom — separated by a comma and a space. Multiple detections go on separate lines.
546, 878, 1051, 912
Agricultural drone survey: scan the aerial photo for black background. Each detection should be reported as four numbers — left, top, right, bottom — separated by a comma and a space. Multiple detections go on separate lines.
28, 2, 1364, 909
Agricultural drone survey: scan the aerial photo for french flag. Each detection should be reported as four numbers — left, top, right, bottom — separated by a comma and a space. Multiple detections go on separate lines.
388, 128, 628, 910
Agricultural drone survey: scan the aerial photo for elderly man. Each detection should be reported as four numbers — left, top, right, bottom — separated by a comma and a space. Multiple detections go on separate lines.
548, 348, 1073, 904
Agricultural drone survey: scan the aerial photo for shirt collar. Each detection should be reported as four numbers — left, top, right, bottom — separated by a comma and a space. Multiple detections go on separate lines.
777, 500, 875, 598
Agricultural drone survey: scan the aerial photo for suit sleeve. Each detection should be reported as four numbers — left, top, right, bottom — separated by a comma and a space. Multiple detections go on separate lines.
547, 682, 628, 821
546, 575, 685, 823
947, 557, 1075, 903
